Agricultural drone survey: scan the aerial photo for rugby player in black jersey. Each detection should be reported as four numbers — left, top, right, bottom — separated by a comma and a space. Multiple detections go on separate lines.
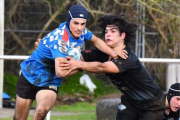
61, 15, 166, 120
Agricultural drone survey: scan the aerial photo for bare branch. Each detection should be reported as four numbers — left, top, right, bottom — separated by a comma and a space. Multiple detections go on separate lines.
7, 26, 26, 50
147, 9, 169, 44
137, 0, 180, 19
37, 0, 70, 39
8, 0, 21, 27
76, 0, 107, 18
114, 0, 134, 6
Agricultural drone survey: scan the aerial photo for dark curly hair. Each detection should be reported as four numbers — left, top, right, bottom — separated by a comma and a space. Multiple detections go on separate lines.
97, 15, 137, 46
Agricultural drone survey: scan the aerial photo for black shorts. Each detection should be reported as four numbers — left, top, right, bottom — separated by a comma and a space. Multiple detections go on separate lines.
16, 73, 59, 99
116, 94, 166, 120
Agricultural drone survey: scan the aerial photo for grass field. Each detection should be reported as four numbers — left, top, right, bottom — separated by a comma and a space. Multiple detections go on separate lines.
2, 72, 119, 120
0, 113, 97, 120
0, 102, 97, 120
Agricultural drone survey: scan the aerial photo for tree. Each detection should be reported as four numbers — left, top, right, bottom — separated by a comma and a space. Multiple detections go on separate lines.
4, 0, 180, 89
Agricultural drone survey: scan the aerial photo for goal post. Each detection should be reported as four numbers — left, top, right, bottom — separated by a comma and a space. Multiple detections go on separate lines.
0, 0, 4, 109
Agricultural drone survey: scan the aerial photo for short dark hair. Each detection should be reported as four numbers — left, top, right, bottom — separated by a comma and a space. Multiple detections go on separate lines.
97, 15, 137, 46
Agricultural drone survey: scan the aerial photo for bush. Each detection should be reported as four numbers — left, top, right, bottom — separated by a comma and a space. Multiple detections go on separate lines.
3, 72, 119, 100
59, 72, 118, 98
58, 72, 90, 96
3, 74, 18, 99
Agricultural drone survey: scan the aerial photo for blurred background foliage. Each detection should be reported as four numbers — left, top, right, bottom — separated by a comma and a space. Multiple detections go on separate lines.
3, 0, 180, 99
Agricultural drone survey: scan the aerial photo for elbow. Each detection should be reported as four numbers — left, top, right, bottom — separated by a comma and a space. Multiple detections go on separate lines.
94, 69, 104, 74
95, 63, 105, 73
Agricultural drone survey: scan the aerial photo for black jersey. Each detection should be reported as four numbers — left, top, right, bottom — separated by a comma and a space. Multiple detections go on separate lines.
163, 110, 180, 120
82, 46, 163, 101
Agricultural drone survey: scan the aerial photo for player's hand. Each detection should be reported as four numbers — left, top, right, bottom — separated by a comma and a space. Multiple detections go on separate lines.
114, 45, 128, 59
34, 38, 41, 49
59, 56, 80, 75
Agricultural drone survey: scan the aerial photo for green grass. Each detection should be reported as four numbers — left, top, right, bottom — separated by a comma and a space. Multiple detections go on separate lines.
52, 102, 96, 112
0, 113, 96, 120
44, 113, 96, 120
2, 72, 120, 120
0, 102, 97, 120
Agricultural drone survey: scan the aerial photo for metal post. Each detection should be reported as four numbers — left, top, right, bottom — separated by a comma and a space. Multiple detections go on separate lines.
136, 2, 145, 66
142, 5, 145, 58
0, 0, 4, 108
136, 2, 141, 56
46, 111, 51, 120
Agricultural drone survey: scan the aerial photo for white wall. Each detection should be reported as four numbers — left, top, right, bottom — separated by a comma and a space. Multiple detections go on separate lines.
166, 63, 180, 92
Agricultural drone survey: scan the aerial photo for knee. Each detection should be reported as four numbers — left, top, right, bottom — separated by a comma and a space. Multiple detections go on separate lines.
13, 114, 19, 120
13, 115, 21, 120
13, 115, 16, 120
34, 107, 49, 118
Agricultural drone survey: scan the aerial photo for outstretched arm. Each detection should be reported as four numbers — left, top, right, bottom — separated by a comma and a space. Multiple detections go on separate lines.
90, 35, 127, 59
60, 56, 119, 75
34, 37, 128, 59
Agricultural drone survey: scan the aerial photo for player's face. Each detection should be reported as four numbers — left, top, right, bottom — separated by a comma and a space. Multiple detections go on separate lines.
170, 96, 180, 112
105, 25, 125, 48
70, 18, 86, 39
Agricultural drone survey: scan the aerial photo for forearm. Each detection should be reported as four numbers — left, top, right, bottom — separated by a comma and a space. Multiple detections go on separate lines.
92, 36, 117, 59
77, 61, 105, 73
65, 69, 82, 77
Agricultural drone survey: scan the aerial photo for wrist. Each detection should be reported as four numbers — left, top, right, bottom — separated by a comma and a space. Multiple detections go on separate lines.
112, 52, 118, 59
77, 61, 81, 69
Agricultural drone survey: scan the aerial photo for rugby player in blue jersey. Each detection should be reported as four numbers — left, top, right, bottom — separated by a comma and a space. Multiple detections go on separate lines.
13, 5, 127, 120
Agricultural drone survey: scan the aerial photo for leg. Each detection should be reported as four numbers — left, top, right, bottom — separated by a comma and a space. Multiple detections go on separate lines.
116, 95, 138, 120
116, 112, 138, 120
13, 73, 35, 120
139, 110, 164, 120
139, 93, 165, 120
13, 95, 33, 120
32, 90, 57, 120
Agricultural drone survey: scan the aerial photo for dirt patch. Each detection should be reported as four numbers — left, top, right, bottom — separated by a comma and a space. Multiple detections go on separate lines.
55, 93, 93, 105
55, 93, 122, 105
95, 93, 122, 101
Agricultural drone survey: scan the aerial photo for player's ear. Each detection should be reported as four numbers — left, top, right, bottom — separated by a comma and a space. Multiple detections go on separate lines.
121, 32, 126, 39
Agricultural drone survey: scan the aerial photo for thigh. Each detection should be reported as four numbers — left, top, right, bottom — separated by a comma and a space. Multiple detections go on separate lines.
36, 89, 57, 110
139, 93, 165, 120
139, 110, 164, 120
116, 112, 138, 120
116, 96, 139, 120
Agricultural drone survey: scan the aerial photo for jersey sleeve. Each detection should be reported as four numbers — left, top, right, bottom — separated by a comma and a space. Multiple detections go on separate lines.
83, 28, 93, 41
176, 110, 180, 120
81, 48, 98, 62
81, 48, 108, 62
111, 48, 141, 73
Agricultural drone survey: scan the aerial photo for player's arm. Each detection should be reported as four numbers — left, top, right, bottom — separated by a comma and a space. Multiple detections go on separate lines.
60, 56, 119, 74
90, 34, 127, 59
77, 61, 119, 73
34, 38, 41, 49
55, 57, 81, 78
